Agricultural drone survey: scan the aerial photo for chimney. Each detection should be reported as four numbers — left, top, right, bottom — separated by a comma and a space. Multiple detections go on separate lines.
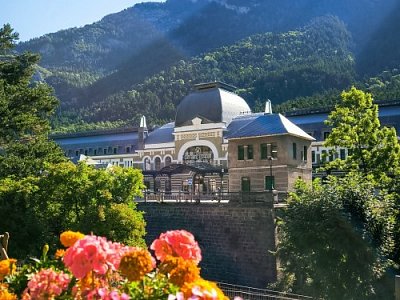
138, 115, 148, 150
264, 99, 272, 114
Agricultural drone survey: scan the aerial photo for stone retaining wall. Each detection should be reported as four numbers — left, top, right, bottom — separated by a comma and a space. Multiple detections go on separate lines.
138, 202, 277, 288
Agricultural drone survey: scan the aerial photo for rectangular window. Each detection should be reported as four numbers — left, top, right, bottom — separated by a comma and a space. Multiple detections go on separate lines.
303, 146, 307, 161
329, 151, 334, 162
312, 151, 316, 163
292, 143, 297, 159
271, 143, 278, 158
241, 177, 251, 192
247, 145, 253, 160
348, 149, 353, 156
75, 150, 79, 157
126, 147, 131, 153
94, 149, 97, 156
103, 148, 107, 155
340, 149, 346, 160
265, 176, 275, 191
261, 143, 278, 159
84, 150, 88, 156
238, 145, 244, 160
260, 143, 268, 160
113, 147, 117, 154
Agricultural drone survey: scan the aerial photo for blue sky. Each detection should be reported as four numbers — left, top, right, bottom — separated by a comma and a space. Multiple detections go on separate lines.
1, 0, 163, 42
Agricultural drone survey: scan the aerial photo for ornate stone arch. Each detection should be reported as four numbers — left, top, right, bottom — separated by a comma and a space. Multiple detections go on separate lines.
164, 155, 173, 166
153, 156, 162, 171
177, 140, 219, 163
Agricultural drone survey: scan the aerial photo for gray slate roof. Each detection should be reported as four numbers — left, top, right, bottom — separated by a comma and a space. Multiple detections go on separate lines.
145, 122, 175, 145
54, 132, 139, 147
175, 85, 250, 127
226, 113, 315, 140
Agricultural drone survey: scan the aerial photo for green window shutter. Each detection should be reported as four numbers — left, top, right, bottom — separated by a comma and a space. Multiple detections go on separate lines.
241, 177, 251, 192
292, 143, 297, 159
247, 145, 254, 159
238, 145, 244, 160
265, 176, 275, 190
260, 143, 268, 159
340, 149, 346, 160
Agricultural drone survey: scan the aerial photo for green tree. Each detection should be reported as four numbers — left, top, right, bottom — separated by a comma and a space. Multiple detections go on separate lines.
324, 86, 400, 183
0, 25, 147, 258
276, 177, 395, 299
0, 162, 146, 257
0, 24, 65, 178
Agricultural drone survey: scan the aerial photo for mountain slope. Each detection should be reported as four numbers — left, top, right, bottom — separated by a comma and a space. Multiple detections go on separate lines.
16, 1, 207, 74
40, 0, 397, 108
14, 0, 400, 132
52, 16, 355, 132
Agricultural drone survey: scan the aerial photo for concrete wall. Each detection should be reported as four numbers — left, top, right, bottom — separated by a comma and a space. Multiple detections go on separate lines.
138, 202, 277, 288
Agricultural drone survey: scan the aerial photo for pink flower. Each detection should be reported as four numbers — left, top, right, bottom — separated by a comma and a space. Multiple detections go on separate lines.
191, 285, 218, 299
91, 287, 130, 300
63, 235, 126, 279
22, 268, 70, 299
150, 230, 202, 264
168, 292, 185, 300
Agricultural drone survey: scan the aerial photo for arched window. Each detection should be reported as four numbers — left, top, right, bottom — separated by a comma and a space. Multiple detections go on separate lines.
155, 157, 161, 171
144, 158, 151, 170
165, 156, 172, 167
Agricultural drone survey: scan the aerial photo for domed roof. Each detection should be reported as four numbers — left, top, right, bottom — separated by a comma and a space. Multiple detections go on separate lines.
175, 82, 251, 127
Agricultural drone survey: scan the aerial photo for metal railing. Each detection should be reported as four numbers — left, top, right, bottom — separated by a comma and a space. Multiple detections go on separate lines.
218, 282, 313, 300
137, 191, 283, 206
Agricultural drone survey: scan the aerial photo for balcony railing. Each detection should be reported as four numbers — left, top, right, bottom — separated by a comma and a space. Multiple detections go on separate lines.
218, 282, 313, 300
136, 191, 287, 207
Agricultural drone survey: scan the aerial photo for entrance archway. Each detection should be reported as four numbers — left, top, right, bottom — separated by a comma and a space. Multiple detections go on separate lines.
177, 140, 219, 165
183, 146, 214, 165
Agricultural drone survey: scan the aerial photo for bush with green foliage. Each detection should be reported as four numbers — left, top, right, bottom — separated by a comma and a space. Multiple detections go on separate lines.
0, 162, 146, 258
276, 177, 395, 300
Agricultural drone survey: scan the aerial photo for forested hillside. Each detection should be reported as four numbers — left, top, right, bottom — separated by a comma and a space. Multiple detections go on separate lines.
53, 16, 354, 132
12, 0, 400, 132
275, 69, 400, 113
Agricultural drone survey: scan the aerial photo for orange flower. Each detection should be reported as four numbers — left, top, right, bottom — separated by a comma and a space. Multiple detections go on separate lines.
0, 283, 17, 300
60, 231, 85, 248
0, 259, 17, 281
181, 278, 228, 300
119, 248, 155, 282
55, 249, 66, 259
159, 256, 200, 287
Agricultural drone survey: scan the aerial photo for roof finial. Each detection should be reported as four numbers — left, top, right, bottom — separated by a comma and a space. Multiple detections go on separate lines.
140, 115, 147, 128
265, 99, 272, 114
